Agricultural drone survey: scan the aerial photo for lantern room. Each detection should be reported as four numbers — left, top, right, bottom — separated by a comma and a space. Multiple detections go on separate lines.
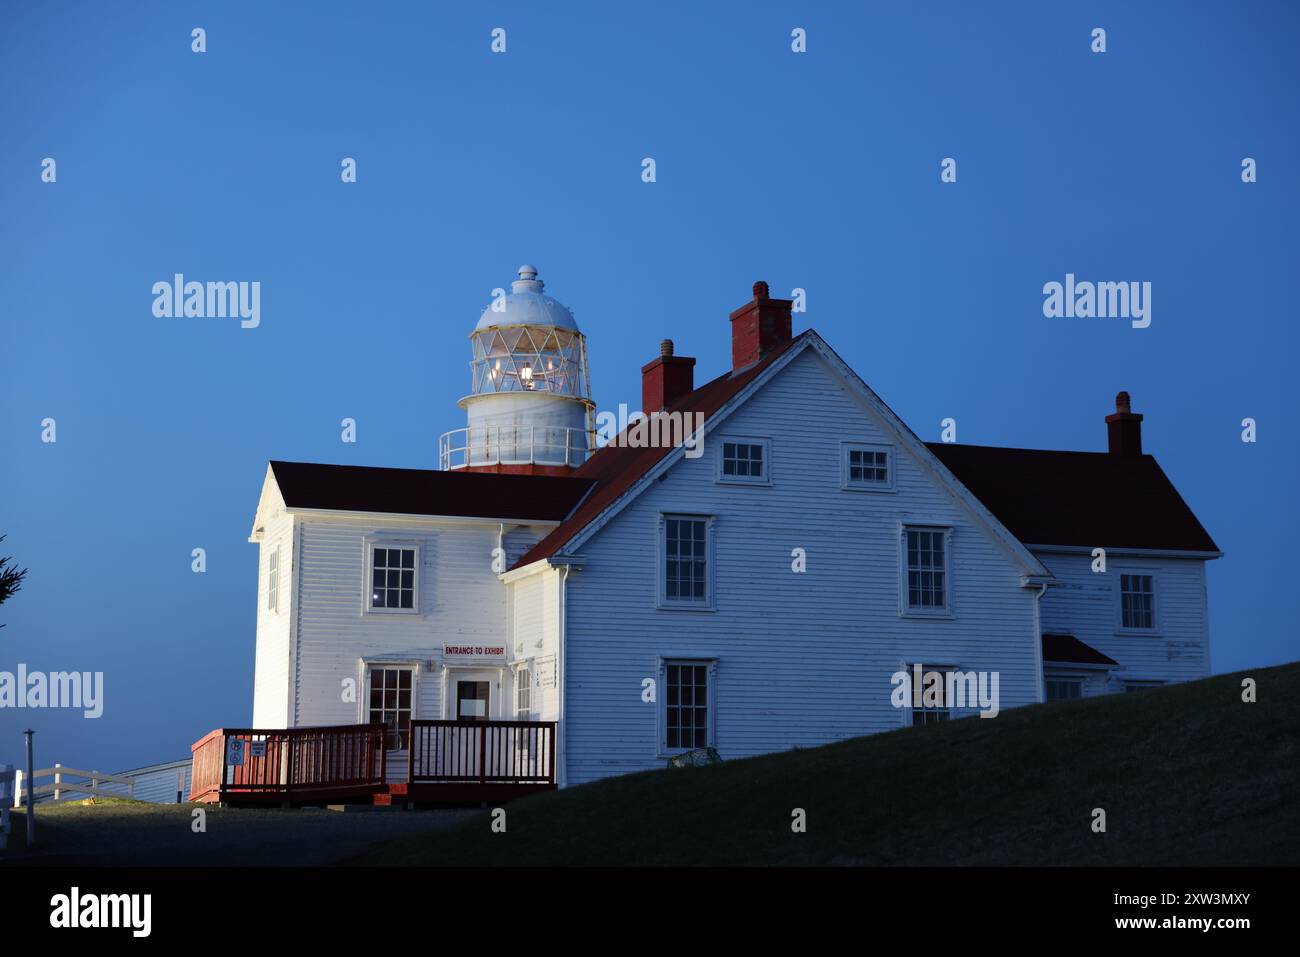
440, 265, 595, 473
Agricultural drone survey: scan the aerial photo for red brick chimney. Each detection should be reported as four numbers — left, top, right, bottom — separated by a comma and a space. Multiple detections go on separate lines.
1105, 391, 1144, 456
730, 280, 793, 370
642, 339, 696, 413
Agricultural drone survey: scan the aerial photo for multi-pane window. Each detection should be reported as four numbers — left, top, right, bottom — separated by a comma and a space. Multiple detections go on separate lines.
848, 447, 889, 485
371, 546, 416, 610
368, 667, 412, 749
906, 528, 948, 610
1045, 678, 1083, 702
721, 441, 765, 481
266, 545, 279, 612
515, 667, 531, 717
664, 516, 709, 604
665, 662, 710, 750
1120, 574, 1154, 629
911, 665, 951, 726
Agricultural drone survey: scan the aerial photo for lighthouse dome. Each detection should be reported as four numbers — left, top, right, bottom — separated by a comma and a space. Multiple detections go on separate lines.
475, 264, 579, 332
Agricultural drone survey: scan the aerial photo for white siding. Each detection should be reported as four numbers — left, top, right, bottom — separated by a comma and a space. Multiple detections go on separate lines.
123, 760, 192, 804
562, 349, 1043, 785
288, 516, 546, 729
508, 568, 562, 721
252, 482, 293, 727
1037, 551, 1210, 691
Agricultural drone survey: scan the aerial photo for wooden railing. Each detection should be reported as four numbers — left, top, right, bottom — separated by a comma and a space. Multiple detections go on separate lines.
408, 720, 556, 786
190, 724, 387, 803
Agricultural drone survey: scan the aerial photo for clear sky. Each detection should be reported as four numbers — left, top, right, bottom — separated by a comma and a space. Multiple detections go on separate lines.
2, 1, 1296, 774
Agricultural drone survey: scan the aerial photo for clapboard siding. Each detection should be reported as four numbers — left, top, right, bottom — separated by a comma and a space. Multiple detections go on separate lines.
1037, 551, 1209, 690
289, 516, 546, 730
508, 568, 563, 720
252, 496, 293, 727
563, 349, 1042, 785
123, 760, 191, 804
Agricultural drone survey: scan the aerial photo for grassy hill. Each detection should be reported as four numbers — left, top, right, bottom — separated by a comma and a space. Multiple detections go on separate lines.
350, 662, 1300, 866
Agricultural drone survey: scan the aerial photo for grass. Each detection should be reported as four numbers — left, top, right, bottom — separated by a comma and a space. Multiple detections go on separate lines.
347, 662, 1300, 866
2, 799, 474, 866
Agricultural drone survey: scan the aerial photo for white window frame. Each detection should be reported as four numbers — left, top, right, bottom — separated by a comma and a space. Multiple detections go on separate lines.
657, 513, 717, 611
657, 657, 718, 755
266, 544, 280, 613
362, 662, 419, 751
898, 523, 954, 618
514, 663, 532, 718
716, 436, 772, 486
1114, 568, 1159, 634
1044, 675, 1085, 702
362, 537, 422, 617
907, 662, 956, 726
841, 441, 895, 492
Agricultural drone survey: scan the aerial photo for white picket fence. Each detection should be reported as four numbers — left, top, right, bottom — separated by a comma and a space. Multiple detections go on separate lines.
0, 764, 12, 850
12, 763, 134, 806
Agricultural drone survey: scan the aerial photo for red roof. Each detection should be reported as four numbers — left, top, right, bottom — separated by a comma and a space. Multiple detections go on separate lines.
512, 332, 1218, 568
1042, 633, 1119, 667
927, 444, 1219, 553
513, 333, 808, 568
269, 460, 594, 522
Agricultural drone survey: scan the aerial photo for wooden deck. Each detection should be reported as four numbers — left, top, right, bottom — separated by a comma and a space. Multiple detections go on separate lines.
190, 720, 556, 807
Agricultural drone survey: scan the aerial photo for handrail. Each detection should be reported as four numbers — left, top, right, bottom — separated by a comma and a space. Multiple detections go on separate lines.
189, 723, 388, 803
408, 719, 556, 786
439, 425, 594, 471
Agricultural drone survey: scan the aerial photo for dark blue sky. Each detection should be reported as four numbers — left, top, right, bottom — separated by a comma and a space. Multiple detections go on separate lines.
2, 1, 1296, 773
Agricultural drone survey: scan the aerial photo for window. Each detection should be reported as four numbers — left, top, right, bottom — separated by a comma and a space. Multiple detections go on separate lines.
266, 545, 279, 612
1045, 677, 1084, 701
718, 438, 769, 485
661, 515, 713, 608
911, 665, 951, 726
1125, 680, 1163, 693
843, 443, 893, 490
665, 661, 711, 750
905, 527, 948, 611
515, 666, 531, 717
1119, 573, 1155, 630
368, 667, 413, 749
370, 545, 416, 611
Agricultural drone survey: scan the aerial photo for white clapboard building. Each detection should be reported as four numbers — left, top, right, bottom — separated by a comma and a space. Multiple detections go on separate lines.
246, 266, 1220, 791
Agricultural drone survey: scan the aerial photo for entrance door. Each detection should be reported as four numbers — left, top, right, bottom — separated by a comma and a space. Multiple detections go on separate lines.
456, 681, 490, 722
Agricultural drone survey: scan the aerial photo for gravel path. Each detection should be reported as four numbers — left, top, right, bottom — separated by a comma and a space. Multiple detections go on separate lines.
4, 802, 478, 867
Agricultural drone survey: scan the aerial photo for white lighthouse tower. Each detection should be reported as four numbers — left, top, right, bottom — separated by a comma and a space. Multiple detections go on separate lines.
439, 265, 595, 474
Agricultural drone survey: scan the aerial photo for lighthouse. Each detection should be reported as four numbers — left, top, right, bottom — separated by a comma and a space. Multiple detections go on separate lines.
439, 265, 595, 474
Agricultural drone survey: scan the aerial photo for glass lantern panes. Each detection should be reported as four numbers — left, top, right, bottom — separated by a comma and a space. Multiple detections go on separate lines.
470, 325, 590, 399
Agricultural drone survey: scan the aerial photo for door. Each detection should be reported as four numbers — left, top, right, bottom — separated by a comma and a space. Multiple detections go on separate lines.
456, 681, 490, 722
452, 680, 491, 778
